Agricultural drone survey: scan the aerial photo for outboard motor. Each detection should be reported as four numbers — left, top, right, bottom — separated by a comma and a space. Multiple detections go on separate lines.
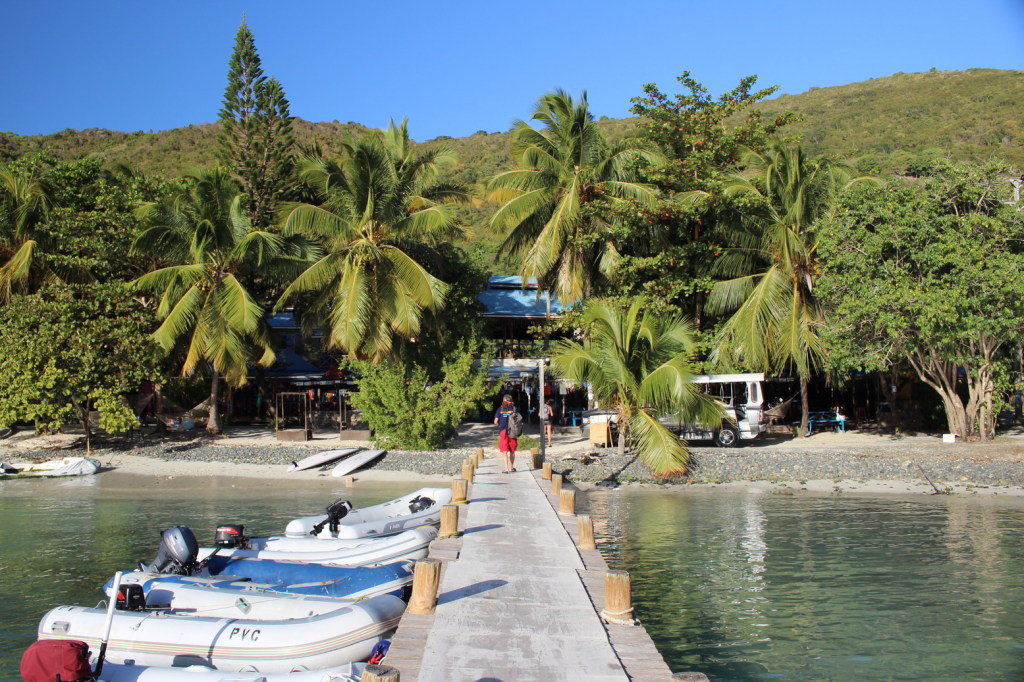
408, 495, 434, 513
215, 524, 248, 549
141, 526, 200, 574
310, 499, 353, 536
115, 583, 147, 611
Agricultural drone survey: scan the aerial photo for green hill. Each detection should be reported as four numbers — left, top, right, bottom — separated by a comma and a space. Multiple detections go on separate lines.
3, 68, 1020, 179
754, 68, 1024, 173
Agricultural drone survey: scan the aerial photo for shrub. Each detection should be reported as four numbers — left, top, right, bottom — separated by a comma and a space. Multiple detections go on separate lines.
349, 342, 489, 450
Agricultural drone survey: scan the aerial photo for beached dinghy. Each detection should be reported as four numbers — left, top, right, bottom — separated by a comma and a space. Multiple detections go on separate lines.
37, 593, 403, 673
1, 456, 101, 478
286, 448, 360, 472
199, 525, 437, 566
285, 487, 452, 539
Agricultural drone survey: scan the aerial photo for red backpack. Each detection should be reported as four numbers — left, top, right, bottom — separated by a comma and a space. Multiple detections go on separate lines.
20, 640, 94, 682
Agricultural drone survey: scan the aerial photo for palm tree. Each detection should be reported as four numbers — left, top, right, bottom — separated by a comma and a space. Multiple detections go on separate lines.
0, 164, 57, 302
703, 141, 873, 435
489, 90, 662, 302
550, 299, 723, 475
277, 120, 469, 361
131, 168, 304, 434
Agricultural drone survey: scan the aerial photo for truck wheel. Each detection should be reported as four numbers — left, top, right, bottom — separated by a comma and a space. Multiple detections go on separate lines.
715, 425, 739, 448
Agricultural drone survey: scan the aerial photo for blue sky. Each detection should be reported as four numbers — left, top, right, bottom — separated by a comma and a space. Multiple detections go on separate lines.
2, 0, 1022, 142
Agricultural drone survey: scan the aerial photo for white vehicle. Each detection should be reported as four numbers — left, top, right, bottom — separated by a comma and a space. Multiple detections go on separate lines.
662, 373, 768, 447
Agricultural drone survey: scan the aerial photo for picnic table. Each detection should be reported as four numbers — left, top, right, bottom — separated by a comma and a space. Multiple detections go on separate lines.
806, 410, 847, 435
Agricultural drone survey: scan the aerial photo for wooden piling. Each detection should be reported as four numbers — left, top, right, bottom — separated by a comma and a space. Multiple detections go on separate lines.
452, 477, 468, 504
475, 447, 485, 460
550, 473, 563, 496
531, 449, 544, 469
577, 514, 597, 550
343, 475, 355, 487
602, 570, 636, 625
407, 559, 442, 615
462, 459, 474, 483
559, 489, 576, 515
361, 663, 400, 681
440, 504, 460, 538
542, 462, 552, 479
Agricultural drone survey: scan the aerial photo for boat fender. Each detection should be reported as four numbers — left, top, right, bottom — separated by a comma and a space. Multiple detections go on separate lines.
311, 499, 353, 535
215, 524, 249, 548
116, 583, 146, 611
408, 496, 434, 513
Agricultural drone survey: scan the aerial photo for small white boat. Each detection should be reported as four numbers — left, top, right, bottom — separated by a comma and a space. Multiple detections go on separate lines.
285, 487, 452, 539
198, 526, 437, 566
97, 661, 364, 681
331, 449, 385, 477
286, 448, 360, 472
108, 578, 368, 620
37, 593, 404, 673
0, 456, 101, 478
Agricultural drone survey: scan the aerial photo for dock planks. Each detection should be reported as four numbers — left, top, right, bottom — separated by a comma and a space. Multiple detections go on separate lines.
386, 454, 687, 681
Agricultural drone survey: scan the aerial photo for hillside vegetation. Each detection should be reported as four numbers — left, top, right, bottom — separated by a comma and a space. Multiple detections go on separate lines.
4, 69, 1020, 178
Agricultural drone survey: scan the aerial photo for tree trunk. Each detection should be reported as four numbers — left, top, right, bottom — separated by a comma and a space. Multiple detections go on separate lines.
71, 398, 92, 455
963, 336, 1000, 441
907, 350, 969, 438
799, 376, 810, 437
617, 422, 627, 457
207, 369, 222, 435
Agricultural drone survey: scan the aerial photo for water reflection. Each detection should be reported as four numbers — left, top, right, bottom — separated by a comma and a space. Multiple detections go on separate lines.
587, 488, 1024, 681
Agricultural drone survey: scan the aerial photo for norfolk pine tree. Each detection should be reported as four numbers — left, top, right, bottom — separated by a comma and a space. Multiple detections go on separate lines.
218, 20, 295, 230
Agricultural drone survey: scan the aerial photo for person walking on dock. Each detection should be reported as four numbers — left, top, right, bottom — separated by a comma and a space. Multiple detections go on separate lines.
494, 394, 521, 473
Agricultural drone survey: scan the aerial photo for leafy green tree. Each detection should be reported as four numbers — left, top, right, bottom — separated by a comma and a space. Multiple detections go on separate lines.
489, 90, 661, 302
550, 299, 722, 474
218, 19, 295, 229
278, 120, 469, 361
818, 163, 1024, 439
612, 72, 796, 325
131, 168, 303, 433
0, 283, 161, 451
701, 142, 874, 435
348, 341, 490, 450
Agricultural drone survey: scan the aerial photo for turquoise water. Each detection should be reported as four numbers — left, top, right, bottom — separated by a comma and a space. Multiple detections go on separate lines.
587, 488, 1024, 681
0, 474, 424, 681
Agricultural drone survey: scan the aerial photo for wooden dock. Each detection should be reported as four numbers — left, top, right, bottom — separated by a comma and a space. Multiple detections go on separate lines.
383, 452, 702, 681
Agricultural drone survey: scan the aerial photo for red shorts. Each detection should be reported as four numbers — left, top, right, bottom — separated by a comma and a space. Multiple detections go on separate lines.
499, 429, 518, 453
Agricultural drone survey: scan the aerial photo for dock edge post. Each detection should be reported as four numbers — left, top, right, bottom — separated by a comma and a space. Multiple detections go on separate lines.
362, 663, 400, 681
439, 503, 460, 538
601, 570, 637, 626
451, 477, 468, 504
407, 559, 442, 615
542, 461, 552, 479
559, 489, 576, 515
550, 472, 563, 496
577, 514, 597, 550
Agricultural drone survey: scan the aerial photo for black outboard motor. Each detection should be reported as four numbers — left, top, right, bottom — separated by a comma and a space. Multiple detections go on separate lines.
408, 495, 434, 513
115, 583, 147, 611
215, 524, 248, 549
310, 499, 353, 536
141, 526, 200, 574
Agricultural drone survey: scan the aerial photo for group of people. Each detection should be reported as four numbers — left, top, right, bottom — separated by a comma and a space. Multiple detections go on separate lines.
493, 394, 554, 474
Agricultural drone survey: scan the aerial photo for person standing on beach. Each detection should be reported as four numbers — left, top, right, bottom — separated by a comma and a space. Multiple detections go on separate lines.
494, 394, 519, 473
541, 399, 554, 447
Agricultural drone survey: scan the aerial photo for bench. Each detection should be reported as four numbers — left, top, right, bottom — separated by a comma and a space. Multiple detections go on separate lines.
806, 411, 847, 435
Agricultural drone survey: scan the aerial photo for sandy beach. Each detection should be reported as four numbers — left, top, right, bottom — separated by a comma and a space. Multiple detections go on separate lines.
2, 421, 1023, 497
